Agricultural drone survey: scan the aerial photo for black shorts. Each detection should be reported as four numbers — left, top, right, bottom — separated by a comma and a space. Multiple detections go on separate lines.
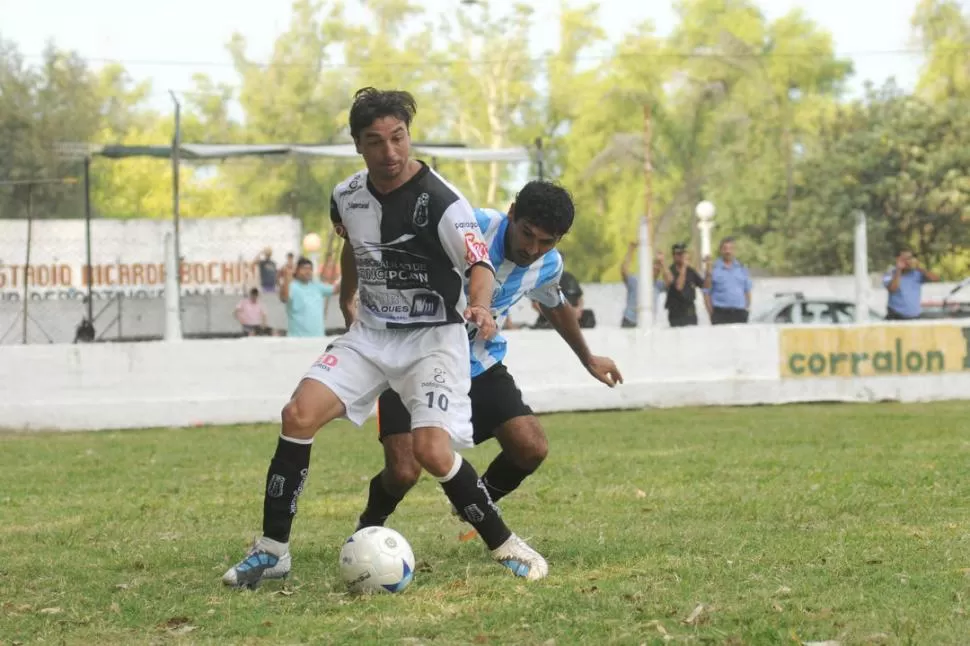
377, 363, 533, 446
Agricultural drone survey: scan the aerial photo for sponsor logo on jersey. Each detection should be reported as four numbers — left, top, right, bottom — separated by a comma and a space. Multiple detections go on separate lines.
410, 293, 440, 317
360, 290, 412, 317
357, 258, 430, 290
347, 201, 371, 210
454, 221, 479, 230
337, 175, 363, 198
463, 231, 489, 266
412, 192, 430, 228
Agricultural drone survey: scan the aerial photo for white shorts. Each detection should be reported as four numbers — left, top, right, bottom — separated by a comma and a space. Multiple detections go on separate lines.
303, 323, 474, 448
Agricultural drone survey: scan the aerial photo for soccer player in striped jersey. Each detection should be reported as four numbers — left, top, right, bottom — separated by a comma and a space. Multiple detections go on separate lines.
345, 180, 623, 546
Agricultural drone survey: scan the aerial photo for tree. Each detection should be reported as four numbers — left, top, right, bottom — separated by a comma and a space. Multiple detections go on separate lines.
782, 82, 970, 278
912, 0, 970, 100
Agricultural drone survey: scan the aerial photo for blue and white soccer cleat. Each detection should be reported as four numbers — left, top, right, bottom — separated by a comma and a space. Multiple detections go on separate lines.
490, 533, 548, 581
222, 537, 291, 589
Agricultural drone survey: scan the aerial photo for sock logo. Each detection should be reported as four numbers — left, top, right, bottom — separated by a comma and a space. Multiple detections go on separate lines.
267, 474, 286, 498
290, 468, 309, 515
462, 504, 485, 523
477, 479, 501, 514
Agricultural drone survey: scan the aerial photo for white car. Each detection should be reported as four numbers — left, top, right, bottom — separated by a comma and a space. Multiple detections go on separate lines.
751, 294, 883, 325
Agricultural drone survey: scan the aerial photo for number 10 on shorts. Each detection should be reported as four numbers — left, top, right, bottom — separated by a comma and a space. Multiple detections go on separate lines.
425, 391, 449, 411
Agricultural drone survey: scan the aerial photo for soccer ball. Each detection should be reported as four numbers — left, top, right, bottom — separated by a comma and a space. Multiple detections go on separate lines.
339, 527, 415, 594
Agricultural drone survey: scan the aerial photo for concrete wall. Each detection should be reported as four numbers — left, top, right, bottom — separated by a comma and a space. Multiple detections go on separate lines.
4, 274, 963, 344
2, 320, 968, 432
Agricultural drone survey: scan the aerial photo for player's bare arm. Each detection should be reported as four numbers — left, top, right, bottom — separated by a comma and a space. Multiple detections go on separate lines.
465, 264, 497, 340
278, 264, 292, 303
338, 240, 358, 328
538, 302, 623, 387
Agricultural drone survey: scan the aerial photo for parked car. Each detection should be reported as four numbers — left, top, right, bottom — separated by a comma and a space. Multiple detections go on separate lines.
920, 278, 970, 320
751, 293, 883, 325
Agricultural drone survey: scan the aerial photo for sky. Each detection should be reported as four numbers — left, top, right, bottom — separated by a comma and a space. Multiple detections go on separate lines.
0, 0, 927, 117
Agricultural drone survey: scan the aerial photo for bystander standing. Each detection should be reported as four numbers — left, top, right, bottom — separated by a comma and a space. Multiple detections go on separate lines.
280, 257, 339, 337
663, 243, 704, 327
883, 247, 939, 320
620, 241, 667, 327
703, 237, 752, 325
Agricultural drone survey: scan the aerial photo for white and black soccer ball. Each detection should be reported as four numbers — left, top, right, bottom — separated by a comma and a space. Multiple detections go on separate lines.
339, 526, 415, 594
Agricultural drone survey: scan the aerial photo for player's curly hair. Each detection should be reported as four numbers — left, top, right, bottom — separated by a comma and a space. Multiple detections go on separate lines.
349, 87, 417, 140
513, 181, 575, 238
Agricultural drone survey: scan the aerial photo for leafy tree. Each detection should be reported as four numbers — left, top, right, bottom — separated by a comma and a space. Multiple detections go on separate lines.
781, 82, 970, 278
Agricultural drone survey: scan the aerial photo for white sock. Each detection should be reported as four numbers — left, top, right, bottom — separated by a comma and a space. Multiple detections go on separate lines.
435, 453, 463, 483
258, 536, 289, 555
280, 433, 314, 445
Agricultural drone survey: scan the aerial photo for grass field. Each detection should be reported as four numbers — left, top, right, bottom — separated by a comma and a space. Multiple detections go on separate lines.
1, 403, 969, 645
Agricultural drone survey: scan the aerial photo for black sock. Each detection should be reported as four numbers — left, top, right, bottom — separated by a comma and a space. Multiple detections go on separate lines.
358, 472, 406, 528
262, 435, 312, 543
482, 451, 536, 504
438, 456, 511, 550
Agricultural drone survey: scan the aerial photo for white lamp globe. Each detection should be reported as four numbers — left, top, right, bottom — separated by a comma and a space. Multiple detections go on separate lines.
303, 232, 322, 253
695, 201, 716, 222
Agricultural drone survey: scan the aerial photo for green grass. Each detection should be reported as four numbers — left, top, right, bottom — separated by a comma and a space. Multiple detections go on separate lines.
2, 403, 970, 645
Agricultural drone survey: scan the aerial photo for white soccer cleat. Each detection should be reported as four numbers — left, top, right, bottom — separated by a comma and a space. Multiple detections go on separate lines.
222, 536, 292, 589
490, 533, 548, 581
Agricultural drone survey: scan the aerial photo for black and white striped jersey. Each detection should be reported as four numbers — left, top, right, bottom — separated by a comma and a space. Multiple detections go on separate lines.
330, 162, 494, 330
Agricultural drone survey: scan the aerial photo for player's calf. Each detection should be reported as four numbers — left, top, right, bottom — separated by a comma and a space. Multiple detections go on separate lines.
482, 415, 549, 504
225, 379, 345, 590
357, 434, 422, 530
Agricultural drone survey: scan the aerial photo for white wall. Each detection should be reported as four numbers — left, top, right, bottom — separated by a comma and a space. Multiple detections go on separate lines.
3, 274, 965, 344
2, 320, 968, 432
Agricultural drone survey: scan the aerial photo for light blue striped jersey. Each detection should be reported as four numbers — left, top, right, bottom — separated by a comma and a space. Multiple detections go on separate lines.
468, 208, 564, 377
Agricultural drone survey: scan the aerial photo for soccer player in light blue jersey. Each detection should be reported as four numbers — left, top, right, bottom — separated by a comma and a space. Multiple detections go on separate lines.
343, 181, 623, 547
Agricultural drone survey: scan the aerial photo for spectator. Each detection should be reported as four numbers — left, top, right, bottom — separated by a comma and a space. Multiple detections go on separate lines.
532, 271, 596, 329
703, 237, 752, 325
620, 241, 667, 327
883, 247, 939, 320
663, 243, 704, 327
257, 247, 278, 293
234, 287, 269, 336
280, 257, 339, 337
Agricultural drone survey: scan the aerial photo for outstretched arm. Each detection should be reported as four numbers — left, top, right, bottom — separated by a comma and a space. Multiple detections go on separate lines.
538, 302, 623, 388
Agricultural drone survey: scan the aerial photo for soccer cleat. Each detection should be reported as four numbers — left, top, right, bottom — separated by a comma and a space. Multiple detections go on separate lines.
222, 537, 291, 589
490, 533, 548, 581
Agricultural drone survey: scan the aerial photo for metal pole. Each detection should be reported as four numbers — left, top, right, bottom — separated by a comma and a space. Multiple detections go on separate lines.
84, 156, 94, 324
854, 211, 869, 323
643, 103, 654, 244
169, 91, 183, 314
535, 137, 544, 181
22, 185, 33, 344
638, 103, 654, 328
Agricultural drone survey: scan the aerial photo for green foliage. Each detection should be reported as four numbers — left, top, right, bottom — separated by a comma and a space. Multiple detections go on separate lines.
781, 82, 970, 278
2, 0, 969, 279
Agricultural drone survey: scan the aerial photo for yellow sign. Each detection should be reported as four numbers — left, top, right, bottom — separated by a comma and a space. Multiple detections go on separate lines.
779, 325, 970, 378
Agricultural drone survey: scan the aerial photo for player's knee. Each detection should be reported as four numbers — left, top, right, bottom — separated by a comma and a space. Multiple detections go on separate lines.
386, 459, 421, 491
281, 398, 320, 439
507, 419, 548, 471
410, 428, 455, 478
